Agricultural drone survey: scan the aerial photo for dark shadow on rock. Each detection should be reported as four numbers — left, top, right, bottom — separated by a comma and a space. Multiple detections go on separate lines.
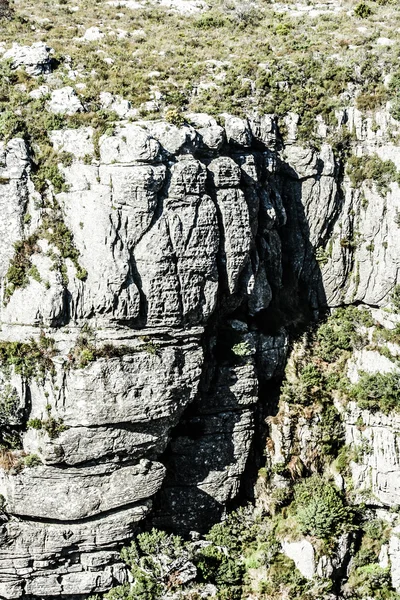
150, 140, 344, 536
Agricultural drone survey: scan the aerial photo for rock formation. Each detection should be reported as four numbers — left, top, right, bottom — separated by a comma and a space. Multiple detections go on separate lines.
0, 106, 399, 599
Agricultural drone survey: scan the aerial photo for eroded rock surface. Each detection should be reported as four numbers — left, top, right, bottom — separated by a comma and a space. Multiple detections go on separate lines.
0, 114, 399, 598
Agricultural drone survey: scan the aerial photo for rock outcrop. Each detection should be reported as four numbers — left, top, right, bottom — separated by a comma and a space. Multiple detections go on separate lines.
0, 111, 399, 598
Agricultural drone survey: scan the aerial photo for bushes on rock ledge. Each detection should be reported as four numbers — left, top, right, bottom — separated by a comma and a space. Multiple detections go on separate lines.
316, 305, 373, 362
346, 154, 400, 196
0, 333, 56, 381
350, 371, 400, 413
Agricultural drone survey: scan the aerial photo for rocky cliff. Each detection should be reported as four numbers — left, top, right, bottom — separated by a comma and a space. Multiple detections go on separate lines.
0, 100, 399, 599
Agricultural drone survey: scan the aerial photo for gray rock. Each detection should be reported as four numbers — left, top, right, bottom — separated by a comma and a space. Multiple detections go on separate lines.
0, 109, 399, 597
224, 115, 252, 147
100, 124, 160, 164
0, 460, 165, 520
281, 539, 315, 579
47, 86, 84, 115
3, 42, 53, 76
208, 156, 241, 188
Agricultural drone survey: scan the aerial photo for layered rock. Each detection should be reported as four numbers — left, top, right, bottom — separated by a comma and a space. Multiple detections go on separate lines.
0, 113, 399, 598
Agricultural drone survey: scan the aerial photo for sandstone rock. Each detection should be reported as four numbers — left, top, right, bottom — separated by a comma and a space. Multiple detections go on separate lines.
144, 121, 197, 155
342, 402, 400, 506
158, 0, 209, 14
186, 113, 225, 151
82, 26, 105, 41
50, 127, 94, 158
0, 460, 165, 520
249, 114, 278, 147
99, 91, 136, 118
216, 187, 252, 293
100, 124, 160, 163
208, 156, 241, 188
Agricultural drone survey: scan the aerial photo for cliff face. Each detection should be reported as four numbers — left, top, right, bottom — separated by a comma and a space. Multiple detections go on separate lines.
0, 109, 399, 599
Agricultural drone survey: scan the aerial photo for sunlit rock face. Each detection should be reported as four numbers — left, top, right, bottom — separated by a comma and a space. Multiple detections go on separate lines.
0, 111, 399, 598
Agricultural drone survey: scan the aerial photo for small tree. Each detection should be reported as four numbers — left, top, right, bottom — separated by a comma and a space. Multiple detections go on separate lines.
292, 475, 355, 540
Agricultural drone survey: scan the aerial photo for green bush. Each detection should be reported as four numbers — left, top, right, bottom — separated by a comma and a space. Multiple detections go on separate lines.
27, 405, 66, 439
23, 453, 42, 468
354, 2, 373, 17
316, 306, 373, 362
4, 235, 39, 299
352, 519, 391, 569
193, 12, 227, 29
196, 545, 244, 586
281, 363, 326, 406
258, 554, 309, 598
346, 154, 400, 195
391, 285, 400, 312
291, 475, 355, 539
350, 371, 400, 413
347, 564, 396, 598
0, 384, 22, 427
5, 210, 87, 301
0, 334, 56, 381
120, 529, 189, 598
205, 506, 261, 555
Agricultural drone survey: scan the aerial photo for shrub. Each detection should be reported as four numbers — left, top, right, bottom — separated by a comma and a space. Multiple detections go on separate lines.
31, 145, 69, 194
316, 306, 373, 362
0, 334, 56, 381
347, 564, 394, 598
27, 406, 66, 439
0, 384, 22, 427
205, 506, 260, 555
5, 210, 87, 301
281, 363, 325, 406
258, 554, 309, 598
4, 235, 40, 299
195, 545, 244, 586
164, 107, 184, 126
23, 453, 42, 468
103, 585, 136, 600
231, 341, 252, 357
354, 2, 373, 17
120, 529, 190, 598
391, 285, 400, 312
352, 519, 391, 569
346, 154, 400, 196
350, 371, 400, 413
291, 475, 355, 539
193, 12, 227, 29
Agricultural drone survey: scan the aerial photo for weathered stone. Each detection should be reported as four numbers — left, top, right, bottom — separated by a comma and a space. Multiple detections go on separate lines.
281, 539, 315, 579
208, 156, 241, 188
0, 460, 165, 520
47, 86, 84, 115
0, 109, 399, 598
224, 115, 252, 147
3, 42, 53, 75
99, 124, 160, 164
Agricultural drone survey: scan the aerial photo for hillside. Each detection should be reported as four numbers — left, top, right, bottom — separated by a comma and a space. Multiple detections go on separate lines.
0, 0, 399, 599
